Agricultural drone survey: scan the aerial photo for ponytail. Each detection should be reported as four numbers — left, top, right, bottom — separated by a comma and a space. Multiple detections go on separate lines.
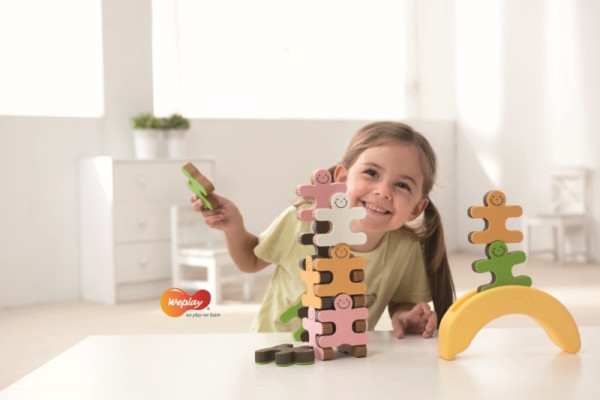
403, 200, 455, 326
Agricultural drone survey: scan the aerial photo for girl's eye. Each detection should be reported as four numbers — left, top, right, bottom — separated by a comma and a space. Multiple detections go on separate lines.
395, 182, 411, 192
364, 169, 378, 178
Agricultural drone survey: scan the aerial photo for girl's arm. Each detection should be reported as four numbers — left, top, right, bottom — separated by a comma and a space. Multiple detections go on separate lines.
388, 301, 436, 339
192, 194, 270, 273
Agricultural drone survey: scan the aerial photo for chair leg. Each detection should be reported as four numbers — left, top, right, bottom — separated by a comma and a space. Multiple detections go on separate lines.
206, 259, 220, 305
582, 225, 589, 263
242, 275, 254, 301
172, 263, 180, 288
523, 224, 531, 255
550, 226, 557, 262
556, 224, 566, 264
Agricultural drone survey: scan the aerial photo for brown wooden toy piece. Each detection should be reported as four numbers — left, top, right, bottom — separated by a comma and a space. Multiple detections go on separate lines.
468, 190, 523, 244
338, 344, 368, 358
182, 162, 220, 210
254, 344, 315, 366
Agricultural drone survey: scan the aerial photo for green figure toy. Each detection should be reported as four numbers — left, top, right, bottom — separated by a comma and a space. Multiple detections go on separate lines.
182, 162, 219, 211
472, 240, 532, 292
279, 299, 306, 342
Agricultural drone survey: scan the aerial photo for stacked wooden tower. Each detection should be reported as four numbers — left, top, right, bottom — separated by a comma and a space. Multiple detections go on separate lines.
296, 169, 370, 360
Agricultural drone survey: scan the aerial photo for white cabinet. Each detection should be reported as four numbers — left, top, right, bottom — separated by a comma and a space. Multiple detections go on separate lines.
80, 157, 215, 303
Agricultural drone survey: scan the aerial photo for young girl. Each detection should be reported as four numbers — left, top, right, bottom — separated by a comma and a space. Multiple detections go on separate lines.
192, 121, 455, 339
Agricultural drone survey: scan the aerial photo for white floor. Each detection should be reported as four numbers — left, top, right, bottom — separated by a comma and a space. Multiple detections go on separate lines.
1, 252, 599, 390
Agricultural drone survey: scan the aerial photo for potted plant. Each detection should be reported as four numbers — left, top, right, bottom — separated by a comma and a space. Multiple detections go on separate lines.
163, 113, 191, 158
131, 112, 166, 159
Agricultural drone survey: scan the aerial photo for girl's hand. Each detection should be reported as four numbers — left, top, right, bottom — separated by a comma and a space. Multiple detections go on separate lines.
190, 193, 243, 233
391, 302, 437, 339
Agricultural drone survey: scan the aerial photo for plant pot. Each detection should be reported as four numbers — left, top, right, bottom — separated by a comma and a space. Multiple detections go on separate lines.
165, 129, 187, 158
133, 129, 165, 159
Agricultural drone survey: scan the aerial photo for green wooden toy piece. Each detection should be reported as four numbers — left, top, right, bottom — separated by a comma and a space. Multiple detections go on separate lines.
181, 163, 218, 211
472, 240, 532, 292
279, 298, 305, 341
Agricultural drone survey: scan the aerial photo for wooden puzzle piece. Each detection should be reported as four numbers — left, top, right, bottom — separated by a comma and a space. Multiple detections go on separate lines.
296, 169, 347, 221
300, 256, 333, 309
472, 240, 532, 292
303, 307, 334, 361
314, 194, 367, 247
279, 299, 305, 342
468, 190, 523, 244
313, 244, 367, 297
297, 220, 331, 269
338, 344, 368, 358
316, 294, 369, 350
254, 343, 315, 366
182, 162, 220, 210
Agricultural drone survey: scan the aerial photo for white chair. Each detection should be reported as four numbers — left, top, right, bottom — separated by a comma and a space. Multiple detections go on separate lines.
170, 204, 254, 304
523, 167, 590, 263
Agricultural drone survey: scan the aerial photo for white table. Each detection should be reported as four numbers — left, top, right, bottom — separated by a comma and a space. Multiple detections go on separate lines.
2, 328, 599, 400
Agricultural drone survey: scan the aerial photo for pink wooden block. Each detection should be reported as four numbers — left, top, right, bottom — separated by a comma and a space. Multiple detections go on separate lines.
317, 294, 369, 348
302, 307, 328, 360
296, 169, 347, 221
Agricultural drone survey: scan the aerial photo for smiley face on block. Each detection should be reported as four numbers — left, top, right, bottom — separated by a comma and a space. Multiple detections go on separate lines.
472, 240, 532, 292
316, 294, 369, 348
468, 190, 523, 244
296, 169, 347, 222
313, 194, 367, 247
313, 244, 367, 297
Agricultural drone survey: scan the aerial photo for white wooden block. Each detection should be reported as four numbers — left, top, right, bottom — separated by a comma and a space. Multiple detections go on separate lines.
313, 193, 367, 246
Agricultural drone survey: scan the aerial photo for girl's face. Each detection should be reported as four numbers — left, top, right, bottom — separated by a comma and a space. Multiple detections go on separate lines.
334, 143, 429, 234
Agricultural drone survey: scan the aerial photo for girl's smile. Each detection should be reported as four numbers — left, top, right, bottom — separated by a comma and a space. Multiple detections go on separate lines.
334, 143, 429, 250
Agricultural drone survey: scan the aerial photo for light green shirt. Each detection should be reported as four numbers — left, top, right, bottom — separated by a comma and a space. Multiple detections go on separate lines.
250, 205, 431, 333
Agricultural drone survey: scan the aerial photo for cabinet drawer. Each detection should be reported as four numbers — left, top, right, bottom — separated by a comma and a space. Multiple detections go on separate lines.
114, 241, 171, 284
114, 203, 171, 242
113, 159, 215, 203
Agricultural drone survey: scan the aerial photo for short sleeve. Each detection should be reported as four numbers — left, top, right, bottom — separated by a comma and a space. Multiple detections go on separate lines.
254, 206, 303, 268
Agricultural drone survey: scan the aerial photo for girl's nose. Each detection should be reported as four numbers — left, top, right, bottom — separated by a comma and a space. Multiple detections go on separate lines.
374, 184, 392, 200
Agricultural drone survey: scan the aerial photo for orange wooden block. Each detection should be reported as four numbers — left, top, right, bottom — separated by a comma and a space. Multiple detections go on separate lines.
300, 256, 325, 309
468, 190, 523, 244
313, 244, 367, 297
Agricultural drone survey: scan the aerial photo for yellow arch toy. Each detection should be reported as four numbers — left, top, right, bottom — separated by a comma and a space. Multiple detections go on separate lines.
438, 285, 581, 360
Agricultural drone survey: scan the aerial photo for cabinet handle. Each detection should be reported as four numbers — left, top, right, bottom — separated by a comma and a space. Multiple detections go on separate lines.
139, 258, 149, 267
137, 218, 148, 228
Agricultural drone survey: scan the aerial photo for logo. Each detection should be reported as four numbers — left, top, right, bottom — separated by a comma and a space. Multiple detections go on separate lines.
160, 288, 211, 317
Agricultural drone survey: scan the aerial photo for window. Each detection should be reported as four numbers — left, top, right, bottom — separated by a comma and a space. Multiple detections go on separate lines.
0, 0, 104, 117
153, 0, 415, 119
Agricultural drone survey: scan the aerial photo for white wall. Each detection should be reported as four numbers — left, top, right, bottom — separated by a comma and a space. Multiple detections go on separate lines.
0, 0, 154, 307
453, 0, 600, 259
0, 118, 103, 307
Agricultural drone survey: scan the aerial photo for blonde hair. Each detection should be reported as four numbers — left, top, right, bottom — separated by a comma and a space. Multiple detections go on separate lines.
329, 121, 455, 324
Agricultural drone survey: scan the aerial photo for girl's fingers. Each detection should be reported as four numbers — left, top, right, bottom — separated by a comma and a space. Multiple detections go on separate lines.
418, 303, 432, 317
391, 316, 406, 339
423, 311, 437, 338
191, 201, 203, 212
204, 214, 225, 228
